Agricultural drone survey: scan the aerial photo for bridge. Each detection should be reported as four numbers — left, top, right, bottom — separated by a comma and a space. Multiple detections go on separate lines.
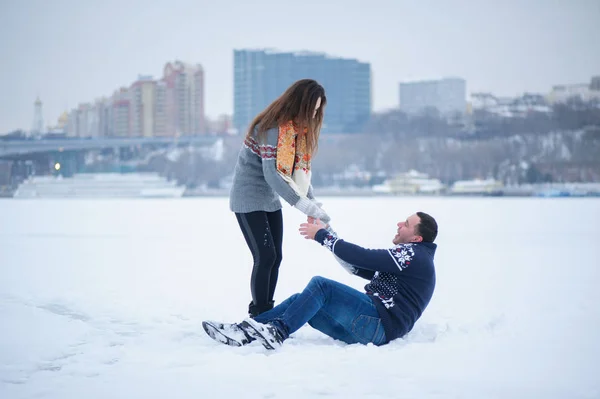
0, 136, 221, 158
0, 135, 224, 190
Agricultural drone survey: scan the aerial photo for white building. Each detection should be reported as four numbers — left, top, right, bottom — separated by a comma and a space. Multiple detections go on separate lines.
471, 93, 551, 117
373, 170, 446, 195
547, 80, 600, 105
399, 77, 467, 116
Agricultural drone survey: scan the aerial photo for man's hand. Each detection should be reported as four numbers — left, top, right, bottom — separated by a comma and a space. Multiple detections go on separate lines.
299, 218, 327, 240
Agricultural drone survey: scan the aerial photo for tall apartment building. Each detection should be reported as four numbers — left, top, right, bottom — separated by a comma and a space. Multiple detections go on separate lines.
69, 102, 99, 137
163, 61, 205, 136
154, 80, 168, 137
399, 77, 467, 116
130, 75, 156, 137
66, 109, 78, 137
67, 98, 113, 138
234, 49, 371, 134
111, 87, 131, 137
97, 97, 111, 138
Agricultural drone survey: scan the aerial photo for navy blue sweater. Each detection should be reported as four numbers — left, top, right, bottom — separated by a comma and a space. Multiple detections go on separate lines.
314, 228, 437, 343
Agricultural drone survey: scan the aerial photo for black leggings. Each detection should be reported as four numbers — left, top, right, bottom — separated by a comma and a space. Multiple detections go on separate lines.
235, 210, 284, 314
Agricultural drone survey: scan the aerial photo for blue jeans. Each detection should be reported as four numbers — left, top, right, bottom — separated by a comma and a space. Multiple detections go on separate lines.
254, 276, 387, 346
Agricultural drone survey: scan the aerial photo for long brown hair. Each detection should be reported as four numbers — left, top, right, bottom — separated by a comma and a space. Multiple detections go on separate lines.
246, 79, 326, 155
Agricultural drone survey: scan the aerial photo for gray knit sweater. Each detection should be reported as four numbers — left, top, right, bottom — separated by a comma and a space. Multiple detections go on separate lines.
229, 127, 319, 214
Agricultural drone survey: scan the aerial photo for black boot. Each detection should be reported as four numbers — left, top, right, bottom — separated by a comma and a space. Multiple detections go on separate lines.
248, 300, 274, 318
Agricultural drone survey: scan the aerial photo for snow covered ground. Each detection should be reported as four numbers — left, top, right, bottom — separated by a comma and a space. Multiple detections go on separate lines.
1, 197, 599, 399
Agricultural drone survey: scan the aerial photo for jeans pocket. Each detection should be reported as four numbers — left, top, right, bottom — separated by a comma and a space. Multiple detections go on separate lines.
351, 315, 383, 345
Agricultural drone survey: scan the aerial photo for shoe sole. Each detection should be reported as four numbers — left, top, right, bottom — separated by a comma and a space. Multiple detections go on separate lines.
202, 321, 243, 347
241, 320, 279, 350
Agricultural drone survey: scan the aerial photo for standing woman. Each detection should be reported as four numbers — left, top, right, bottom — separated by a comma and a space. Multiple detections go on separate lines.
229, 79, 331, 318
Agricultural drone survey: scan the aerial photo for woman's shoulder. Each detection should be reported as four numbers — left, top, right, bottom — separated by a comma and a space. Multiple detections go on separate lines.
249, 124, 279, 141
255, 123, 279, 133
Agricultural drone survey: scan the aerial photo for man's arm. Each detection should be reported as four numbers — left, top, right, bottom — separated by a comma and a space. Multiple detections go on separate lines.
332, 251, 375, 280
320, 224, 375, 280
313, 228, 412, 275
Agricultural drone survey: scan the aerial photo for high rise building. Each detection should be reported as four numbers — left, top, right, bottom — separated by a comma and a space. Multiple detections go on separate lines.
163, 61, 205, 136
154, 80, 169, 137
75, 103, 97, 137
234, 49, 371, 134
66, 109, 78, 137
111, 87, 131, 137
399, 77, 467, 116
130, 75, 156, 137
97, 97, 111, 138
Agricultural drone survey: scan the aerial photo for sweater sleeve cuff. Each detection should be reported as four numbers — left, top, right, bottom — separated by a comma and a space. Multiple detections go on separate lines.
314, 228, 329, 243
314, 228, 339, 253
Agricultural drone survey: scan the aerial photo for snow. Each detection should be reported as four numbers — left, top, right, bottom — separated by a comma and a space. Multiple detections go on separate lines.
1, 197, 599, 398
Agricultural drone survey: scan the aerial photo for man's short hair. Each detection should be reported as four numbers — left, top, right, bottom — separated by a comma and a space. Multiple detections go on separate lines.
416, 212, 438, 243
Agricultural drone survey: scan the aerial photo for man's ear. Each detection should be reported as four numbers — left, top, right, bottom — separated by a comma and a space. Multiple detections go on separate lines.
411, 236, 423, 243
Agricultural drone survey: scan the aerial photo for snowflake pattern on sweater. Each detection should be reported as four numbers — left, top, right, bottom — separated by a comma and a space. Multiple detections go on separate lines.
321, 232, 338, 251
367, 244, 415, 308
319, 236, 416, 309
366, 272, 400, 308
388, 244, 415, 271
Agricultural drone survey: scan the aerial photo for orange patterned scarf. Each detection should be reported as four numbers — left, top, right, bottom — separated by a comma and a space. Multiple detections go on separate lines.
276, 121, 312, 197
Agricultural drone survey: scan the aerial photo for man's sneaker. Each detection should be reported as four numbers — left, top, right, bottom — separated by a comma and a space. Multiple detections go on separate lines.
239, 318, 285, 350
202, 320, 255, 347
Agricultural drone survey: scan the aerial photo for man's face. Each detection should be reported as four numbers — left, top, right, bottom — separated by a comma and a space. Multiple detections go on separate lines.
393, 213, 423, 245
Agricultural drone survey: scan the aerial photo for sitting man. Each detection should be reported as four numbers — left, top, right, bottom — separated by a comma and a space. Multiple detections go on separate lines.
202, 212, 438, 349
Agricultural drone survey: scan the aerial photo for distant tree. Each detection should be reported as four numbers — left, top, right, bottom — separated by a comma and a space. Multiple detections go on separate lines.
553, 97, 600, 130
363, 109, 410, 137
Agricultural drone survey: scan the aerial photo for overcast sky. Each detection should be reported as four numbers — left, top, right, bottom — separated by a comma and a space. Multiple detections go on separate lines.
1, 0, 599, 132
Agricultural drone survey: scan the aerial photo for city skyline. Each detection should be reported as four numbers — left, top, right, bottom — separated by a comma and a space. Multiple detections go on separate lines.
1, 0, 599, 133
12, 59, 600, 137
63, 61, 205, 138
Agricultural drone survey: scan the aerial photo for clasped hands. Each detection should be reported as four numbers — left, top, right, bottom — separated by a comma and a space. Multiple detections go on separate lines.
299, 216, 328, 240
